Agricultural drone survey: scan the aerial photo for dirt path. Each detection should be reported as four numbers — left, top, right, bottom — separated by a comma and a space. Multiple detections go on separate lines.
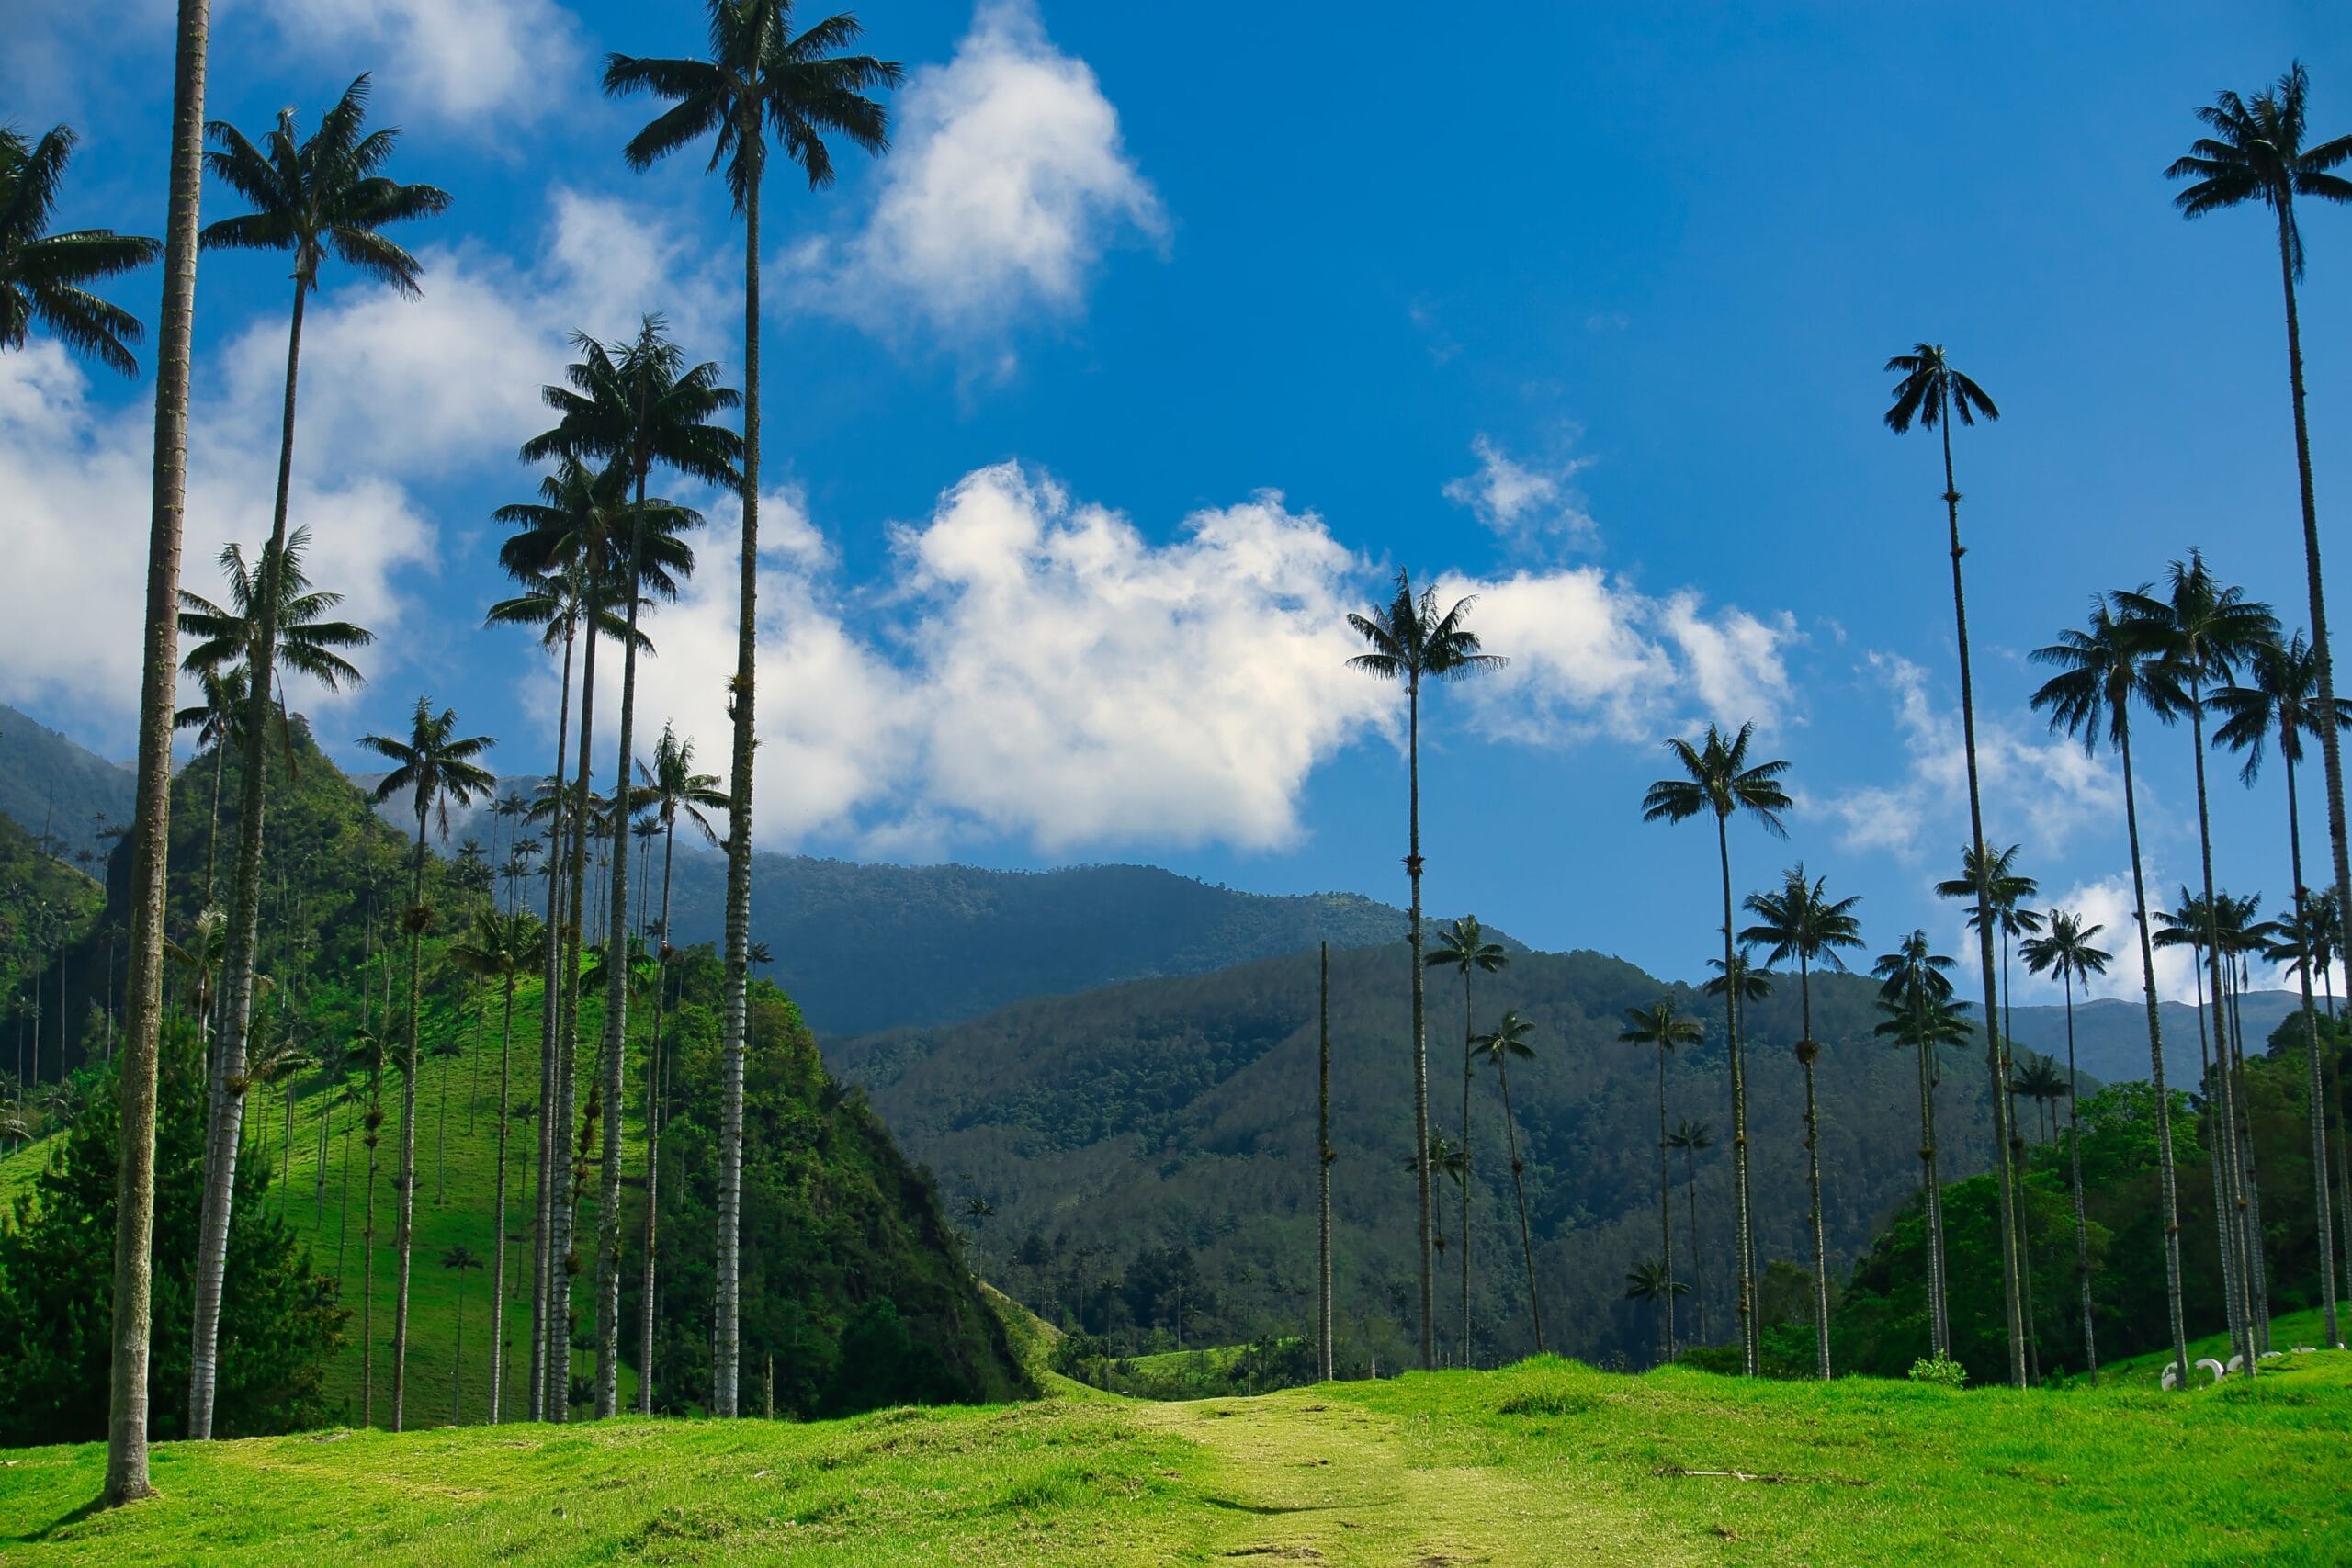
1133, 1389, 1687, 1567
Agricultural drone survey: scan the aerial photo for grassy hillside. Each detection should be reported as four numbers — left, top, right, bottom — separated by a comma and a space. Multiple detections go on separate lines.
5, 1353, 2346, 1564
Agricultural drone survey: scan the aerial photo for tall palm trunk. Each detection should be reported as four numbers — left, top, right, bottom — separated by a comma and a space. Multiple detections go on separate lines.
596, 480, 650, 1420
2186, 684, 2256, 1373
102, 0, 207, 1474
1936, 416, 2026, 1387
2272, 211, 2352, 1347
529, 620, 576, 1422
490, 972, 516, 1424
639, 820, 677, 1416
1916, 1010, 1949, 1359
1713, 815, 1756, 1374
2001, 932, 2041, 1383
361, 1044, 381, 1424
1656, 1042, 1675, 1362
2061, 972, 2097, 1373
549, 573, 603, 1422
1404, 674, 1435, 1372
1459, 969, 1474, 1367
712, 135, 763, 1423
2229, 956, 2271, 1353
188, 270, 311, 1441
1317, 943, 1334, 1382
2115, 717, 2192, 1382
2188, 948, 2244, 1357
1681, 1145, 1704, 1345
204, 738, 226, 902
1797, 957, 1830, 1379
390, 804, 429, 1430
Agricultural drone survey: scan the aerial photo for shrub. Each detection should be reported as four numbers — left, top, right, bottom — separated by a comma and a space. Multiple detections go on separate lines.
1908, 1354, 1968, 1389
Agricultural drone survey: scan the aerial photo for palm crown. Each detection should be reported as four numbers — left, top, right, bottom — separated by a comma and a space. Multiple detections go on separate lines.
1882, 344, 2000, 434
2018, 909, 2112, 991
2030, 592, 2181, 750
1935, 843, 2043, 942
200, 75, 447, 292
1474, 1010, 1537, 1070
605, 3, 904, 208
641, 724, 729, 847
1641, 721, 1791, 832
0, 125, 161, 374
2114, 550, 2278, 695
1740, 864, 1863, 974
178, 525, 375, 695
524, 315, 743, 492
2167, 61, 2352, 281
2209, 629, 2352, 782
1871, 930, 1958, 1012
361, 698, 498, 840
1619, 1000, 1702, 1055
1427, 916, 1507, 981
1347, 571, 1508, 690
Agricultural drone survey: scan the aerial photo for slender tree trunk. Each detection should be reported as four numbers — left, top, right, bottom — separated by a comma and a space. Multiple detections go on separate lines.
451, 1276, 466, 1426
1657, 1043, 1674, 1363
1406, 676, 1433, 1372
713, 145, 764, 1423
490, 975, 515, 1423
2063, 975, 2097, 1374
2114, 720, 2192, 1382
639, 823, 677, 1416
2187, 691, 2256, 1374
596, 479, 649, 1420
2231, 957, 2271, 1354
1936, 415, 2026, 1386
1682, 1146, 1705, 1345
334, 1100, 353, 1288
102, 0, 207, 1476
1799, 957, 1830, 1379
390, 806, 428, 1430
530, 625, 576, 1423
1714, 816, 1755, 1374
204, 735, 225, 904
187, 273, 310, 1440
1460, 969, 1473, 1367
361, 1060, 380, 1426
1917, 1020, 1946, 1359
2003, 932, 2041, 1383
550, 575, 604, 1422
1317, 942, 1333, 1381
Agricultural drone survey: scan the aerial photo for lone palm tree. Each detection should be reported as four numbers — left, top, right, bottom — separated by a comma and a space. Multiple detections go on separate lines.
361, 698, 496, 1433
605, 0, 902, 1419
1475, 1009, 1544, 1355
1742, 864, 1863, 1379
449, 909, 542, 1424
2211, 630, 2350, 1351
2120, 554, 2278, 1372
0, 124, 161, 373
1623, 1259, 1690, 1369
1873, 931, 1964, 1358
1642, 720, 1790, 1374
185, 77, 447, 1441
1883, 342, 2027, 1387
1620, 1000, 1702, 1363
526, 318, 731, 1420
1666, 1119, 1713, 1343
2169, 70, 2352, 1163
1347, 570, 1506, 1371
2030, 596, 2194, 1383
2019, 908, 2112, 1373
1429, 916, 1506, 1366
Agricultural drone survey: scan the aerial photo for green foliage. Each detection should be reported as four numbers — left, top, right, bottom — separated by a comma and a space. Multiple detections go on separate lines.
0, 1022, 345, 1442
1907, 1353, 1968, 1388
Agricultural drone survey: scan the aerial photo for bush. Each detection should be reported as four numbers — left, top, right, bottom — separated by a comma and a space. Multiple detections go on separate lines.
1907, 1354, 1968, 1389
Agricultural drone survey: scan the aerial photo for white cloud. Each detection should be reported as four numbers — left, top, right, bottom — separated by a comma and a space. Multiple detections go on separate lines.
260, 0, 586, 130
791, 0, 1164, 344
1443, 434, 1597, 546
1824, 652, 2120, 863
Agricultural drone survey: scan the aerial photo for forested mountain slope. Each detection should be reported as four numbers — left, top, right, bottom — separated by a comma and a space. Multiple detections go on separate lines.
0, 704, 133, 863
827, 946, 2011, 1371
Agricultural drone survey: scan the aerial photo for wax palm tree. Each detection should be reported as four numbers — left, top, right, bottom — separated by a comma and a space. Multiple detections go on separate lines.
1741, 864, 1862, 1379
361, 698, 495, 1433
526, 320, 731, 1419
1666, 1119, 1713, 1343
441, 1244, 484, 1424
497, 458, 680, 1420
183, 79, 445, 1442
1347, 571, 1507, 1370
1475, 1009, 1544, 1354
177, 525, 375, 767
1428, 915, 1506, 1365
2170, 68, 2352, 1113
1621, 1000, 1702, 1362
0, 124, 160, 374
2019, 909, 2112, 1371
1624, 1259, 1690, 1369
164, 906, 228, 1044
2030, 596, 2194, 1382
1642, 720, 1790, 1373
173, 663, 248, 906
1883, 342, 2028, 1385
2120, 554, 2278, 1371
605, 0, 902, 1418
2211, 630, 2349, 1349
449, 909, 541, 1424
1873, 931, 1964, 1358
1414, 1134, 1468, 1314
2152, 884, 2257, 1354
633, 721, 726, 1412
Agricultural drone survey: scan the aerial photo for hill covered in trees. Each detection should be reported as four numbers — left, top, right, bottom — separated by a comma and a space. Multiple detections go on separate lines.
0, 704, 133, 865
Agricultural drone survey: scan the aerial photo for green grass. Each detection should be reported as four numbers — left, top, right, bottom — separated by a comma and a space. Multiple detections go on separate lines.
5, 1352, 2347, 1565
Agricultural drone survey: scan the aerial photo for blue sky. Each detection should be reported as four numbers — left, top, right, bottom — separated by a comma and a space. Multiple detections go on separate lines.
6, 0, 2350, 1004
